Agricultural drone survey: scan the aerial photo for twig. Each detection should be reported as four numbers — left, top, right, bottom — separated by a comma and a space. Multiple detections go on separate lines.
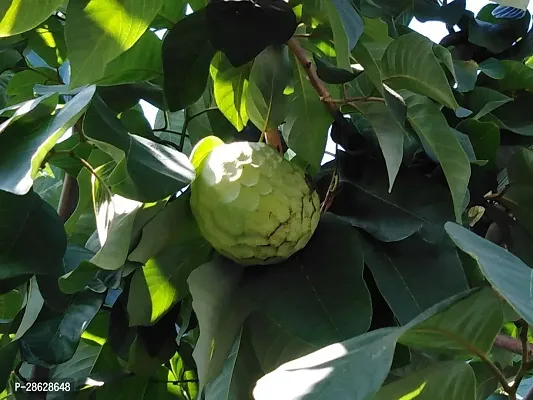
179, 109, 190, 152
511, 324, 532, 393
188, 106, 219, 121
321, 96, 385, 104
287, 37, 337, 115
68, 151, 113, 198
293, 33, 311, 38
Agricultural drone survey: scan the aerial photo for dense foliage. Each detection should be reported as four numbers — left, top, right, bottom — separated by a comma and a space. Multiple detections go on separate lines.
1, 0, 533, 398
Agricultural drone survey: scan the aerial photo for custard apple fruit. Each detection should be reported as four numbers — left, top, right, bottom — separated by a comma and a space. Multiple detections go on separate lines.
189, 137, 321, 266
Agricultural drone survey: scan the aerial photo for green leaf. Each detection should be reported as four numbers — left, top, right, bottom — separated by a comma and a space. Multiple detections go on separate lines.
246, 312, 316, 373
0, 93, 57, 130
0, 190, 66, 279
0, 290, 22, 321
455, 119, 500, 164
245, 45, 292, 132
325, 0, 364, 69
89, 188, 144, 271
283, 55, 333, 173
347, 101, 405, 191
187, 257, 252, 392
97, 30, 163, 86
253, 290, 474, 400
204, 327, 263, 400
0, 340, 18, 392
0, 85, 96, 195
210, 52, 251, 132
381, 32, 459, 110
335, 155, 455, 243
246, 213, 371, 347
127, 237, 212, 326
65, 0, 165, 88
0, 0, 64, 37
5, 70, 48, 103
479, 58, 505, 79
19, 290, 104, 367
83, 96, 195, 202
205, 0, 297, 68
14, 277, 44, 339
22, 17, 67, 68
363, 234, 468, 325
372, 361, 475, 400
508, 147, 533, 186
162, 9, 216, 111
471, 362, 499, 400
500, 185, 533, 236
465, 87, 513, 120
453, 60, 478, 93
495, 60, 533, 92
58, 261, 101, 294
405, 93, 470, 222
399, 288, 504, 355
314, 54, 359, 84
445, 222, 533, 326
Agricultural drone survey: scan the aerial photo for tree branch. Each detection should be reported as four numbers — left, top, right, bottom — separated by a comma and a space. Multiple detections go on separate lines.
494, 334, 533, 357
287, 37, 337, 115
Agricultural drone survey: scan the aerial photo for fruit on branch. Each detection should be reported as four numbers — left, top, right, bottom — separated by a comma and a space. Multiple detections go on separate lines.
189, 136, 320, 266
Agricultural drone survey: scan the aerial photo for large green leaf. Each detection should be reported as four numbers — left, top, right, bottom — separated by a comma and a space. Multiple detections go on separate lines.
19, 290, 104, 367
14, 277, 43, 339
0, 0, 64, 37
89, 187, 144, 270
210, 52, 251, 132
204, 327, 263, 400
162, 9, 216, 111
22, 17, 67, 68
97, 30, 163, 86
246, 213, 371, 347
508, 147, 533, 186
363, 233, 468, 325
83, 96, 195, 202
334, 155, 454, 243
245, 45, 292, 132
0, 290, 22, 321
283, 55, 333, 173
372, 361, 476, 400
381, 32, 459, 110
455, 119, 500, 164
405, 93, 470, 222
127, 237, 212, 326
187, 257, 252, 393
246, 312, 316, 374
465, 87, 513, 120
326, 0, 364, 70
445, 222, 533, 326
399, 288, 504, 355
347, 101, 405, 191
0, 340, 18, 392
500, 185, 533, 236
0, 85, 95, 195
0, 190, 66, 279
65, 0, 165, 88
253, 290, 474, 400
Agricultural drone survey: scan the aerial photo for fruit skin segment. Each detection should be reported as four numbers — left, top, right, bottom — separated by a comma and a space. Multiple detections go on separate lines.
190, 140, 321, 266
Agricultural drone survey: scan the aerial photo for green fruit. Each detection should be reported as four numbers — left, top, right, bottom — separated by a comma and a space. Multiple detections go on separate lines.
189, 137, 321, 266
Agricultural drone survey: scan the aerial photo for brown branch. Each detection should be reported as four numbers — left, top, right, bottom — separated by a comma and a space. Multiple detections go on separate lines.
57, 174, 79, 223
494, 334, 533, 357
287, 37, 337, 115
322, 96, 385, 104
